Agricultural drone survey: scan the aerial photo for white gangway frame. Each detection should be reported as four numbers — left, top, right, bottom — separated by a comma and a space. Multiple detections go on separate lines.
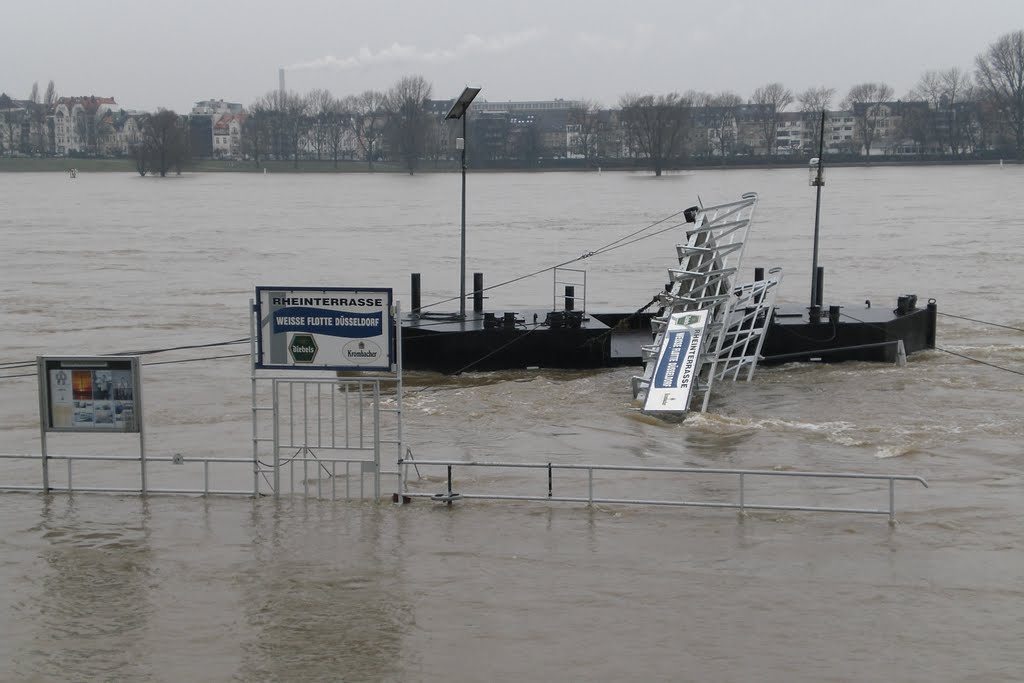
633, 193, 781, 416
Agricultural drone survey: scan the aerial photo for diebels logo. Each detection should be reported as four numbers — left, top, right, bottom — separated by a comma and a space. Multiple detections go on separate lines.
343, 339, 383, 365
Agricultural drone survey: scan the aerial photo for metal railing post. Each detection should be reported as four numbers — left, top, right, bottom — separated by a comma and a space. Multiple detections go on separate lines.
889, 479, 896, 525
739, 473, 745, 517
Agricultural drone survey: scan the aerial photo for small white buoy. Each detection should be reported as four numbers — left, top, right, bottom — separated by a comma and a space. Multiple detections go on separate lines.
263, 167, 267, 174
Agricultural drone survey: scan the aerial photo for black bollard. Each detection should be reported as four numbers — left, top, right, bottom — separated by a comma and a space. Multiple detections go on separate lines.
926, 299, 937, 348
565, 285, 575, 311
411, 273, 421, 315
473, 272, 484, 313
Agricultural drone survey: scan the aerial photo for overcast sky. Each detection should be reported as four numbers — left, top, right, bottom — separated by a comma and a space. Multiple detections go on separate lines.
3, 0, 1021, 111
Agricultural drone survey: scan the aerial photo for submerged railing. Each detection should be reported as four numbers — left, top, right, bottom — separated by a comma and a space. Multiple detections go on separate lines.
0, 451, 389, 500
400, 459, 929, 524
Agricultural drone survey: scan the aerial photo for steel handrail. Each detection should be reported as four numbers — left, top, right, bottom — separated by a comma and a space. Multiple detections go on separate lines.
400, 458, 929, 523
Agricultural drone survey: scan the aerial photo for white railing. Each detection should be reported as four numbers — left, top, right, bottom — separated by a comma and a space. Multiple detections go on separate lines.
0, 451, 391, 500
400, 459, 929, 524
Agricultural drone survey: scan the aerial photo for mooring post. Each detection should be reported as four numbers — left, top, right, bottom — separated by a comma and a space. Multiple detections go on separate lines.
815, 266, 825, 308
446, 465, 453, 506
411, 273, 421, 315
548, 463, 553, 498
564, 286, 575, 311
926, 299, 937, 348
473, 272, 484, 313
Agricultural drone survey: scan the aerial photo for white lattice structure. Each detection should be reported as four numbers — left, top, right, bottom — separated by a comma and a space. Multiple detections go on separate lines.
632, 193, 781, 416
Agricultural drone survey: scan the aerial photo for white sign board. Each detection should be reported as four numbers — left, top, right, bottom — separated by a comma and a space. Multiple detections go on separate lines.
643, 309, 709, 414
255, 286, 394, 371
38, 356, 142, 432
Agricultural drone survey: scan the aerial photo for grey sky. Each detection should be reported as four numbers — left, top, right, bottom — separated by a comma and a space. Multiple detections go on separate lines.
4, 0, 1021, 111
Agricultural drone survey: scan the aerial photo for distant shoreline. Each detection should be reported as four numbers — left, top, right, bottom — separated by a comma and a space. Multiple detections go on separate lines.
0, 157, 1015, 174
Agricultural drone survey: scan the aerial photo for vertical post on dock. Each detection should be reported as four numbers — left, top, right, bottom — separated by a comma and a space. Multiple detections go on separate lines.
460, 112, 467, 319
411, 273, 421, 315
810, 110, 826, 319
473, 272, 484, 313
445, 87, 480, 320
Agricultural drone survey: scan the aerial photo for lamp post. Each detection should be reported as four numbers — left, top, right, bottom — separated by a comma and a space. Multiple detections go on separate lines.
809, 110, 826, 320
445, 86, 481, 319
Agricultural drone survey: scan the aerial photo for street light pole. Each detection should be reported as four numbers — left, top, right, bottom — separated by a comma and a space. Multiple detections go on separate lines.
460, 113, 467, 319
810, 110, 826, 319
445, 86, 481, 320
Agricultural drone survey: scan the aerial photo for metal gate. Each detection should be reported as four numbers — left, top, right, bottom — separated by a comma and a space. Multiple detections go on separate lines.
251, 376, 402, 500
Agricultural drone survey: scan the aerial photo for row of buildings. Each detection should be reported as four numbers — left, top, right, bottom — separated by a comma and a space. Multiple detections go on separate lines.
0, 92, 993, 164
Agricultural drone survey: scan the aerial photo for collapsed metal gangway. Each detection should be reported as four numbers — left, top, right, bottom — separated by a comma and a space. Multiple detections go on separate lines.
632, 193, 781, 416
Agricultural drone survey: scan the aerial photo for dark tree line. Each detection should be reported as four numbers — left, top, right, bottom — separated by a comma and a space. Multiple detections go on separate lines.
4, 29, 1023, 171
243, 74, 434, 174
131, 110, 188, 176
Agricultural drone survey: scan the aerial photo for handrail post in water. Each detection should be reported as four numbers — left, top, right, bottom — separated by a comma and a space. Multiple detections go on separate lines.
739, 472, 746, 517
889, 479, 896, 525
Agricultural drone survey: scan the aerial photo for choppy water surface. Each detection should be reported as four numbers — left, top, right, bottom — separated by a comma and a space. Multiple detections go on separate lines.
1, 166, 1022, 682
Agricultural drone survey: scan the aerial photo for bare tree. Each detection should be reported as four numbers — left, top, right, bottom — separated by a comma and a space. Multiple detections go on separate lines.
141, 109, 187, 176
28, 82, 45, 156
797, 86, 835, 153
41, 81, 56, 155
350, 90, 389, 170
386, 75, 433, 174
245, 91, 298, 166
912, 68, 975, 158
703, 91, 743, 159
0, 99, 23, 157
975, 30, 1024, 158
751, 82, 793, 155
619, 92, 690, 175
567, 100, 603, 164
844, 82, 894, 157
307, 88, 334, 161
279, 91, 309, 168
323, 96, 350, 168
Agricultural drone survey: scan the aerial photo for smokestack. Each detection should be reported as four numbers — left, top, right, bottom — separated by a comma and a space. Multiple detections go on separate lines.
278, 68, 285, 99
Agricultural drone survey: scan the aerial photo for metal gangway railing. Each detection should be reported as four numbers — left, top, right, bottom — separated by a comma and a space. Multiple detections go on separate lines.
633, 193, 773, 416
552, 266, 586, 313
399, 459, 929, 524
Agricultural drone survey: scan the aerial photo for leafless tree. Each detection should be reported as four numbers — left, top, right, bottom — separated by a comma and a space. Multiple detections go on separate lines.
305, 88, 340, 161
141, 109, 187, 176
619, 92, 690, 175
386, 75, 433, 174
322, 96, 350, 168
702, 91, 743, 159
74, 107, 94, 154
912, 68, 975, 158
751, 82, 793, 155
567, 100, 603, 164
277, 90, 309, 168
798, 86, 835, 152
975, 30, 1024, 157
350, 89, 389, 170
0, 95, 24, 157
844, 82, 894, 157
